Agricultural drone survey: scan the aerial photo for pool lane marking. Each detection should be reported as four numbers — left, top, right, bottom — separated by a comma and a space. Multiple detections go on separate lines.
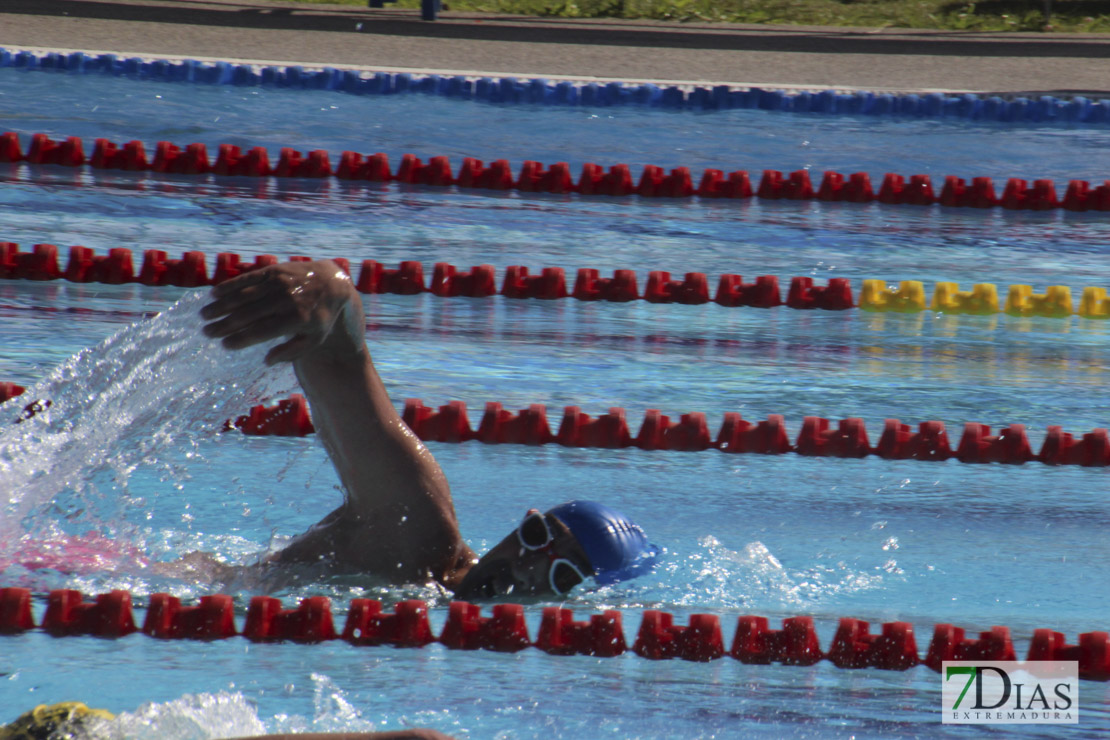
3, 587, 1105, 677
0, 44, 990, 95
2, 383, 1106, 467
3, 240, 1109, 320
2, 130, 1103, 214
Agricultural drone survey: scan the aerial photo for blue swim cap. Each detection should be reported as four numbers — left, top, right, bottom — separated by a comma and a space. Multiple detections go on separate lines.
547, 500, 660, 585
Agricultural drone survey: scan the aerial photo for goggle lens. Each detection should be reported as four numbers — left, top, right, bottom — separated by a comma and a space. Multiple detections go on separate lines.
516, 512, 590, 595
550, 558, 587, 595
517, 512, 553, 550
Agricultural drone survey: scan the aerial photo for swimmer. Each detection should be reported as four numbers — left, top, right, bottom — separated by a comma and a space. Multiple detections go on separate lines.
198, 259, 658, 598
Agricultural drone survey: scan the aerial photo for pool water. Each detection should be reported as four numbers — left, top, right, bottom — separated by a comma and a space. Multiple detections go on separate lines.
1, 64, 1110, 738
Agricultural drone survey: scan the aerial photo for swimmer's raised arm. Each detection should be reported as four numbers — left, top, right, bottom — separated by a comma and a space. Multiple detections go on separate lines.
200, 260, 475, 587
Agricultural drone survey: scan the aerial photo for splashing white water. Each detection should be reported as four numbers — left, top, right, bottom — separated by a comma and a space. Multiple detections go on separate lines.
57, 678, 465, 739
265, 673, 468, 737
664, 535, 885, 609
0, 290, 294, 563
95, 691, 268, 740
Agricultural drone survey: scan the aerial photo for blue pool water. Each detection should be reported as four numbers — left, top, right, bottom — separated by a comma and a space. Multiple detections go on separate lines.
1, 64, 1110, 738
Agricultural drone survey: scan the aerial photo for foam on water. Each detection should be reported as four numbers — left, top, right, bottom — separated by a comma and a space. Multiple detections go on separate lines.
80, 676, 466, 739
89, 692, 267, 740
0, 290, 294, 567
672, 535, 885, 609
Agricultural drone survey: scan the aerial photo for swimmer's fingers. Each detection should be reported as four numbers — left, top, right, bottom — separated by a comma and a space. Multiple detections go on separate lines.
201, 295, 289, 340
218, 311, 304, 352
202, 260, 313, 319
200, 280, 276, 321
207, 265, 278, 300
265, 334, 316, 366
200, 261, 354, 358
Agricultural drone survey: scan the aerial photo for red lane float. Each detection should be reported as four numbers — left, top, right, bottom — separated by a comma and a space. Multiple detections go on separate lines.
1029, 629, 1110, 681
0, 587, 33, 633
90, 138, 149, 171
0, 382, 26, 404
4, 384, 1103, 468
302, 397, 1109, 467
343, 599, 436, 647
4, 132, 1109, 212
439, 602, 531, 652
430, 263, 497, 297
243, 595, 337, 642
633, 611, 726, 661
536, 607, 626, 657
1, 243, 282, 287
573, 268, 640, 302
0, 242, 61, 280
1, 242, 1100, 321
153, 141, 211, 175
2, 243, 859, 315
1039, 426, 1110, 466
228, 394, 315, 437
924, 624, 1017, 670
138, 249, 209, 287
213, 144, 271, 176
827, 618, 919, 670
730, 615, 823, 665
955, 423, 1035, 464
3, 587, 1108, 679
40, 589, 136, 637
143, 593, 237, 639
556, 406, 633, 448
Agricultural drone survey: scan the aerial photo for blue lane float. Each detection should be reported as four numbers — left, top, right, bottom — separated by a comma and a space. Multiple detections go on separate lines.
0, 46, 1108, 125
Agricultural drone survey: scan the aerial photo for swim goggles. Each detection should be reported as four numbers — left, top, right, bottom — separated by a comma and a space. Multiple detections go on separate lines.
516, 511, 590, 595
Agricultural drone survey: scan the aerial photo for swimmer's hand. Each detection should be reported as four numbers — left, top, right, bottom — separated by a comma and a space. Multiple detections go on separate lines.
200, 260, 365, 366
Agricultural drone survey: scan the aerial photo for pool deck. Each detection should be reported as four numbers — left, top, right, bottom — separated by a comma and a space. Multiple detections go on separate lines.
1, 0, 1109, 96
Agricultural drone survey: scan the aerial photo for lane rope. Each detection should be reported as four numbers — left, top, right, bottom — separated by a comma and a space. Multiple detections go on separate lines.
3, 242, 1109, 320
2, 384, 1107, 467
0, 587, 1107, 679
2, 46, 1108, 125
3, 130, 1108, 212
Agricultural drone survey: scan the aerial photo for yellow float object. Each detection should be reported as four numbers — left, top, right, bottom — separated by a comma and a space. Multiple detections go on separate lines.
930, 282, 1000, 315
1078, 286, 1110, 319
860, 279, 927, 313
1004, 285, 1074, 318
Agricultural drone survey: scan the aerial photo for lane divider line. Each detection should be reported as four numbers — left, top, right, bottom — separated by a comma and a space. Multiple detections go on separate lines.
2, 384, 1106, 466
3, 243, 1110, 320
2, 131, 1109, 211
2, 46, 1108, 124
0, 588, 1107, 679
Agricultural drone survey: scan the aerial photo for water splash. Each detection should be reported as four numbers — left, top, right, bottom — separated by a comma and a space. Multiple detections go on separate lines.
85, 691, 267, 740
639, 535, 885, 611
0, 290, 293, 569
261, 673, 468, 738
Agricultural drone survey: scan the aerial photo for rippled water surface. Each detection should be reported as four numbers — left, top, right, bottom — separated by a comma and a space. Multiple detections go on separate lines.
1, 66, 1109, 738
